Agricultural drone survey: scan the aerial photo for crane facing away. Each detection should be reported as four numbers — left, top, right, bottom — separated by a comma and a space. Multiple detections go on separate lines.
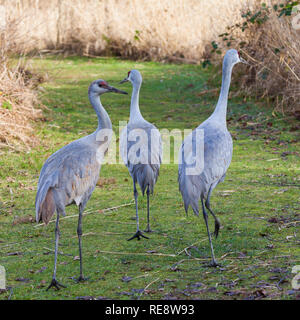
178, 49, 247, 266
119, 70, 162, 241
35, 79, 127, 290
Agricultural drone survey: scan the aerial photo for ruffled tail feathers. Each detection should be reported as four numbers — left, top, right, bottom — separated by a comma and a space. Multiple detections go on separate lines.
36, 188, 56, 225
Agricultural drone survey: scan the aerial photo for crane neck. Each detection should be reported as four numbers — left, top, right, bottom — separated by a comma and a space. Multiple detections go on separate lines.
88, 91, 112, 132
212, 58, 234, 125
129, 80, 144, 123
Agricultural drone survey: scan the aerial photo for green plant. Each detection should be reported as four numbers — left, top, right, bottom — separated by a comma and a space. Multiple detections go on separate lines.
211, 1, 299, 50
133, 30, 141, 42
1, 101, 12, 110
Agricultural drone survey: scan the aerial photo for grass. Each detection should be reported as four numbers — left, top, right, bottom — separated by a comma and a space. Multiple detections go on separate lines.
0, 55, 299, 300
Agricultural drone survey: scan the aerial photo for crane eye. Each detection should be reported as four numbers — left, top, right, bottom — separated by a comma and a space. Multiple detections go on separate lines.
99, 81, 107, 87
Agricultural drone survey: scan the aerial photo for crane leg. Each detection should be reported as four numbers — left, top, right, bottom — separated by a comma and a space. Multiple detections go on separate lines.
201, 198, 220, 267
205, 187, 221, 238
46, 214, 66, 290
128, 180, 149, 241
73, 203, 88, 282
144, 185, 153, 233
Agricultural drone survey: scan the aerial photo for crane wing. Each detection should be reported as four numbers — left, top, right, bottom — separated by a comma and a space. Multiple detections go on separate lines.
120, 122, 162, 167
178, 123, 232, 215
35, 142, 101, 224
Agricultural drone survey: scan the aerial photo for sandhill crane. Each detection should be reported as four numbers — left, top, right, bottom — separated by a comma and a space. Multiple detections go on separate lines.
178, 49, 247, 266
119, 70, 162, 241
35, 79, 127, 290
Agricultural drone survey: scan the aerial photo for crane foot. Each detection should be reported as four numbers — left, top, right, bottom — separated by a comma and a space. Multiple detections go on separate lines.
203, 260, 222, 268
127, 230, 149, 241
144, 226, 154, 233
46, 278, 66, 291
70, 276, 89, 283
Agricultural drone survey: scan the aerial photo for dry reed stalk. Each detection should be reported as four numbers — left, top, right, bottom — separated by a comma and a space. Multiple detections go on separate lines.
0, 8, 44, 150
1, 0, 252, 60
218, 1, 300, 115
0, 66, 43, 150
244, 14, 299, 114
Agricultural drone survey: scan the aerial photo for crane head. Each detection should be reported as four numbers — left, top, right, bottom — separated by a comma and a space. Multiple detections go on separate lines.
89, 79, 128, 95
119, 70, 142, 85
237, 51, 249, 65
225, 49, 249, 65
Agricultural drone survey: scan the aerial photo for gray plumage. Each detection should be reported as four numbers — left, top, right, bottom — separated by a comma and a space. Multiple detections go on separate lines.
35, 79, 127, 290
35, 143, 100, 224
123, 121, 161, 195
120, 70, 162, 240
178, 49, 246, 266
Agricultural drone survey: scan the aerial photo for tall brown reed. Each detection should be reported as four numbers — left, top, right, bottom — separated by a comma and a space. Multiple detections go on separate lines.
216, 1, 300, 115
2, 0, 251, 61
0, 9, 43, 150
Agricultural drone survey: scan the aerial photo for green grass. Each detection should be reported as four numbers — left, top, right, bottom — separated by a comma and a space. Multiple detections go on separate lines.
0, 55, 299, 300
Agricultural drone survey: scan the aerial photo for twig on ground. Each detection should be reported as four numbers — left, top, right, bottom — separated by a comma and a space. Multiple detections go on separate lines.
197, 88, 219, 96
141, 277, 161, 297
176, 238, 207, 256
70, 231, 130, 238
43, 247, 72, 256
95, 250, 176, 257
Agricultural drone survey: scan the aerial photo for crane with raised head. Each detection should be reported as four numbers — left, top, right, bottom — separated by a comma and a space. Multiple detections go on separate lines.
35, 79, 127, 290
178, 49, 247, 266
119, 70, 162, 241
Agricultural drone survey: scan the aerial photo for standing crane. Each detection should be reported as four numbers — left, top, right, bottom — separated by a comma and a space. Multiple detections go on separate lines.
35, 79, 127, 290
119, 70, 162, 241
178, 49, 247, 266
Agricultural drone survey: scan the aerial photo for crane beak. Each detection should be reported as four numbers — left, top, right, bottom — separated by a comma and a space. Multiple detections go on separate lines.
239, 57, 250, 65
107, 85, 128, 94
119, 77, 129, 84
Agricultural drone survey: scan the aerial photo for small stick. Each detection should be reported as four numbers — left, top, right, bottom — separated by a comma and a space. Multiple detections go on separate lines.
43, 247, 72, 256
176, 238, 207, 256
70, 231, 130, 238
281, 221, 300, 227
71, 232, 96, 238
141, 277, 161, 296
95, 250, 177, 257
197, 88, 219, 96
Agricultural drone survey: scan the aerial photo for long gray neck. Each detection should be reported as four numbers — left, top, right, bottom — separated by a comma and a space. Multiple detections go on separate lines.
212, 59, 234, 124
88, 92, 112, 131
129, 80, 143, 123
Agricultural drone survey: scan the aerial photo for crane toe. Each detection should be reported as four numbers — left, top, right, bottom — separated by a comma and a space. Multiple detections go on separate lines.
70, 276, 89, 283
127, 230, 149, 241
46, 278, 67, 291
144, 226, 154, 233
203, 260, 223, 268
212, 220, 221, 239
210, 261, 222, 268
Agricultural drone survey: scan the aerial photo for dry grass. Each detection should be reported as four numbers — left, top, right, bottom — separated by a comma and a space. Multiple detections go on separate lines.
0, 10, 43, 150
218, 1, 300, 115
2, 0, 254, 61
0, 64, 42, 150
245, 13, 300, 114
